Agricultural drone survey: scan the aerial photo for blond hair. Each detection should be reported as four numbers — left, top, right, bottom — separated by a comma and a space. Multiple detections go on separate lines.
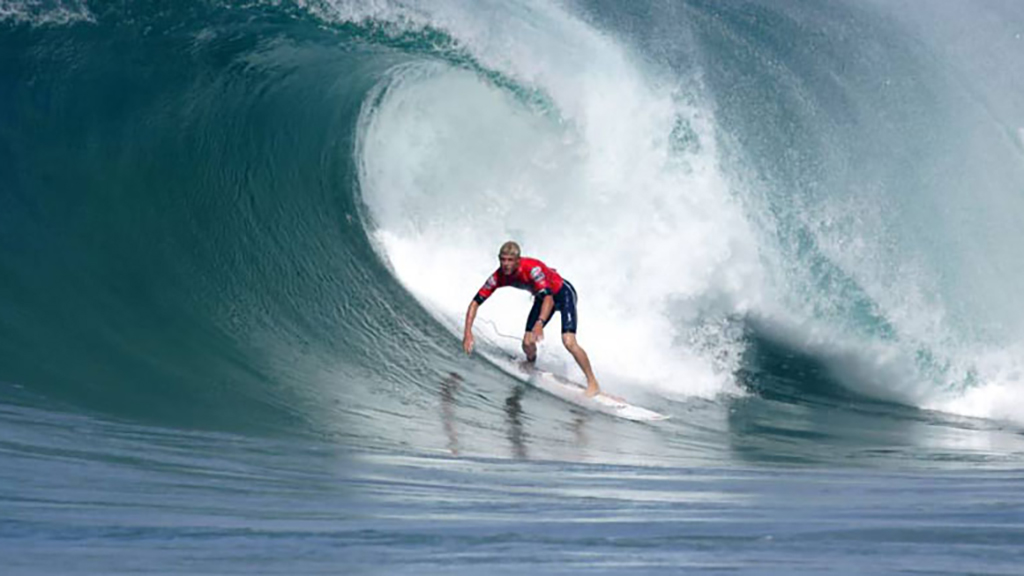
499, 241, 521, 257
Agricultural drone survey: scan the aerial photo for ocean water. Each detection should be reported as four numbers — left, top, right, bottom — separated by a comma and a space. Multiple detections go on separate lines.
3, 0, 1024, 573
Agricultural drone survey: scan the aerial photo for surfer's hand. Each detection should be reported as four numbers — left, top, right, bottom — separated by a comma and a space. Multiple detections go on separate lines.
462, 333, 474, 355
531, 324, 544, 344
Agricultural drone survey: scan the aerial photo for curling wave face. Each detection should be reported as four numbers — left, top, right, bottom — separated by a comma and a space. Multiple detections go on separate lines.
2, 0, 1024, 463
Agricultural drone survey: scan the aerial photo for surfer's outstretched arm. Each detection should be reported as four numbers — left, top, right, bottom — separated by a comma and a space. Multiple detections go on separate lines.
522, 294, 553, 362
527, 294, 554, 344
462, 300, 480, 354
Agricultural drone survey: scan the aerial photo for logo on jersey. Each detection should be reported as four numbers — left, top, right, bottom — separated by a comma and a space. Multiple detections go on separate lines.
483, 275, 497, 289
529, 266, 545, 283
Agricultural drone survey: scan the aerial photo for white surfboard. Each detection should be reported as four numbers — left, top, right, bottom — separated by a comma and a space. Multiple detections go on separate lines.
488, 354, 670, 422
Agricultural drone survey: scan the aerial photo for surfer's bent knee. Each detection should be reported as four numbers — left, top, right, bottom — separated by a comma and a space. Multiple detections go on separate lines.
562, 333, 579, 350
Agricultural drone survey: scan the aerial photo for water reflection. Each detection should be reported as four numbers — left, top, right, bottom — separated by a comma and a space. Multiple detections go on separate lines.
438, 372, 540, 460
504, 385, 528, 459
569, 413, 590, 450
440, 372, 462, 455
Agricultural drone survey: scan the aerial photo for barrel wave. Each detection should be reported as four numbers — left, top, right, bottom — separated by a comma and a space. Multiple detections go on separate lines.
5, 0, 1023, 435
3, 2, 1024, 573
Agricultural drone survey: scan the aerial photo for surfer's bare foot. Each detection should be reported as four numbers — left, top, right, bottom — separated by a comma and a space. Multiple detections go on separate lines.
584, 382, 600, 397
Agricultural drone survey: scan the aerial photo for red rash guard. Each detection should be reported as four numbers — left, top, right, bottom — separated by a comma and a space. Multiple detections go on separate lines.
474, 257, 564, 304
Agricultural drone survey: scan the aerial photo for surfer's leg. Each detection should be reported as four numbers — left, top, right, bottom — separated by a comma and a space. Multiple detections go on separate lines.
562, 333, 600, 397
553, 281, 598, 395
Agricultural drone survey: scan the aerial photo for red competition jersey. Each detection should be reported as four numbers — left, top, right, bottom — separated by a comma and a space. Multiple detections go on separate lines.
474, 257, 564, 304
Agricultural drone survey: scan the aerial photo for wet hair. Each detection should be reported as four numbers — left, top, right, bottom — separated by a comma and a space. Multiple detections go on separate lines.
499, 241, 521, 257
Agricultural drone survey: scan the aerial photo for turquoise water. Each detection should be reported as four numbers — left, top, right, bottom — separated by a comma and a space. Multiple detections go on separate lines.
3, 1, 1024, 573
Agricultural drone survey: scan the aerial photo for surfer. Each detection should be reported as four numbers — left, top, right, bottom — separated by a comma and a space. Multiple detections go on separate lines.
462, 241, 602, 397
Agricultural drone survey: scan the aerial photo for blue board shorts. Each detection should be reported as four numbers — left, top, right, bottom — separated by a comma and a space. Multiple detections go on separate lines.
526, 280, 578, 334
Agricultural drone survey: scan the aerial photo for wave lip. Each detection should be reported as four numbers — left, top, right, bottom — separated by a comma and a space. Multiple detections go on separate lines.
0, 0, 93, 26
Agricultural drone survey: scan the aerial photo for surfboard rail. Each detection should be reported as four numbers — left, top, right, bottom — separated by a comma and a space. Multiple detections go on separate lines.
484, 353, 670, 422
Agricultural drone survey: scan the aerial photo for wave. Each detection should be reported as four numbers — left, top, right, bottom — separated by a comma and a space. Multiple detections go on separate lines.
348, 0, 1024, 425
2, 0, 1023, 456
